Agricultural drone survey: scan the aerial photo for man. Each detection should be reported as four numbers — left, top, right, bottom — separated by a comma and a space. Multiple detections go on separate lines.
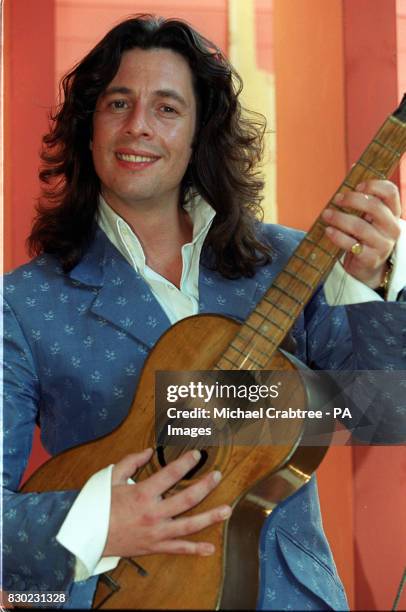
2, 14, 405, 610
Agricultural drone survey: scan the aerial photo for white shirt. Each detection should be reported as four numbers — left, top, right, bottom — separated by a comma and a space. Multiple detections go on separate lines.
98, 192, 215, 324
56, 195, 406, 580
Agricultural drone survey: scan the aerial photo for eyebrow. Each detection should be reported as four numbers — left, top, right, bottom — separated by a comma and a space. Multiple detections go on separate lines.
101, 86, 188, 108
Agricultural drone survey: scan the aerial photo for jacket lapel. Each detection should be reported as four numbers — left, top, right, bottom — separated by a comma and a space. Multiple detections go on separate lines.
68, 229, 171, 348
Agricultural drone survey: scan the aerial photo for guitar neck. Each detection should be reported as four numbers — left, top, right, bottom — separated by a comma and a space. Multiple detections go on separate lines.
216, 95, 406, 371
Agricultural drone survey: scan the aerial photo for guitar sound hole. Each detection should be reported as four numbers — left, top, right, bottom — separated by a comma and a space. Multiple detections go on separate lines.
156, 446, 209, 480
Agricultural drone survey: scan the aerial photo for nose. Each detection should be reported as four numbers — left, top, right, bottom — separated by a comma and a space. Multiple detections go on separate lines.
123, 102, 153, 139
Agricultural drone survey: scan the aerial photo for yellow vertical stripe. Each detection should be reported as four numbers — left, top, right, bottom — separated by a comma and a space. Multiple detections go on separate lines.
228, 0, 277, 222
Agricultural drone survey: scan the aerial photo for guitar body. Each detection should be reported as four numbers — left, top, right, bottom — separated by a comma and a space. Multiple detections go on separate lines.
22, 314, 334, 610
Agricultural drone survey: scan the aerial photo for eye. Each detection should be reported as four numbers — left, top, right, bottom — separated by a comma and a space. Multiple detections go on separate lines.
109, 99, 129, 112
159, 105, 178, 115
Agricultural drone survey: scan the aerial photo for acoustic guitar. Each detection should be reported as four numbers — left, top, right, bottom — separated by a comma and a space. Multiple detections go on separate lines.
22, 96, 406, 609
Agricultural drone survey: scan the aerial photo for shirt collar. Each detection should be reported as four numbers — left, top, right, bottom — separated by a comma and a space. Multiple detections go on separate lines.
96, 192, 216, 272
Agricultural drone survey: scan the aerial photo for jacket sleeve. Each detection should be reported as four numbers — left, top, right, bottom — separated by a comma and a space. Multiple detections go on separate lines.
2, 296, 78, 593
303, 285, 406, 443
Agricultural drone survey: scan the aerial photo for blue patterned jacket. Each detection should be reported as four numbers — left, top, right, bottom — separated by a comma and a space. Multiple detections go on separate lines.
3, 224, 405, 610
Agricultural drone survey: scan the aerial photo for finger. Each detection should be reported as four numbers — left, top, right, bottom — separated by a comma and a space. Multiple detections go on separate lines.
142, 450, 201, 497
112, 448, 153, 486
323, 207, 385, 249
356, 180, 402, 218
151, 539, 215, 557
159, 470, 222, 518
327, 191, 400, 239
325, 226, 390, 267
159, 504, 232, 540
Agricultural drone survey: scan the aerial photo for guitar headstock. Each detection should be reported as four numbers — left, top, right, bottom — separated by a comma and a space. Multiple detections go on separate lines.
393, 93, 406, 122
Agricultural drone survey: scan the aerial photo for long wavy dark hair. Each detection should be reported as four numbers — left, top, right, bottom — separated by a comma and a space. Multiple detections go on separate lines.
29, 15, 271, 277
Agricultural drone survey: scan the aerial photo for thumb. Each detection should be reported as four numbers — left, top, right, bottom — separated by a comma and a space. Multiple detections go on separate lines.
112, 448, 153, 485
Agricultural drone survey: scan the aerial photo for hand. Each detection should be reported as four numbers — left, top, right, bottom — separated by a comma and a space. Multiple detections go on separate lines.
103, 448, 231, 558
322, 179, 401, 288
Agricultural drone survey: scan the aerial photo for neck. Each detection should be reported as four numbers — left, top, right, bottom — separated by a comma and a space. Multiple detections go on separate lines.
102, 192, 193, 287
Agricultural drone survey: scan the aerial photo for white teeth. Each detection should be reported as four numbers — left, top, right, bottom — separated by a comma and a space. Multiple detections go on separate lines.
117, 153, 157, 163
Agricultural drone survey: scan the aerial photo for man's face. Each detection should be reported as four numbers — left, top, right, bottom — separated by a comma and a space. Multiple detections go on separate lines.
92, 47, 197, 213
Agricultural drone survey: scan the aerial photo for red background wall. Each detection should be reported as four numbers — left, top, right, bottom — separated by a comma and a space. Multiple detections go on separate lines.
3, 1, 405, 609
342, 2, 405, 609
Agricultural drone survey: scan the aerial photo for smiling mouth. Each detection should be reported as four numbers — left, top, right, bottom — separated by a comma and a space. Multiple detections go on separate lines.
116, 152, 159, 163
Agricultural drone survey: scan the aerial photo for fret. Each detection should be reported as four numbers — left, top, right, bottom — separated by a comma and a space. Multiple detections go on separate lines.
239, 341, 275, 364
292, 252, 320, 272
245, 318, 283, 339
272, 282, 305, 305
357, 160, 386, 178
228, 340, 277, 370
228, 340, 247, 357
263, 318, 285, 333
326, 200, 363, 219
262, 295, 295, 319
236, 330, 279, 354
360, 140, 402, 163
229, 342, 245, 356
325, 202, 341, 212
373, 138, 402, 157
389, 115, 406, 128
282, 269, 313, 290
247, 308, 286, 332
298, 237, 336, 260
218, 353, 240, 369
343, 179, 356, 190
310, 219, 329, 237
303, 237, 334, 258
229, 343, 266, 369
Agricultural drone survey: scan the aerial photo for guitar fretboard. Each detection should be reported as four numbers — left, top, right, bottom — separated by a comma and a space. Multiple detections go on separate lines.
216, 102, 406, 372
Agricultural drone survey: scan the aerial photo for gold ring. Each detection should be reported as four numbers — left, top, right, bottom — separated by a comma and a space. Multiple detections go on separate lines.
351, 242, 363, 256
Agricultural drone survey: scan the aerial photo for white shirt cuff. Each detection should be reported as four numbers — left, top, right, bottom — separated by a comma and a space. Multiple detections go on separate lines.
324, 217, 406, 305
56, 465, 120, 581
